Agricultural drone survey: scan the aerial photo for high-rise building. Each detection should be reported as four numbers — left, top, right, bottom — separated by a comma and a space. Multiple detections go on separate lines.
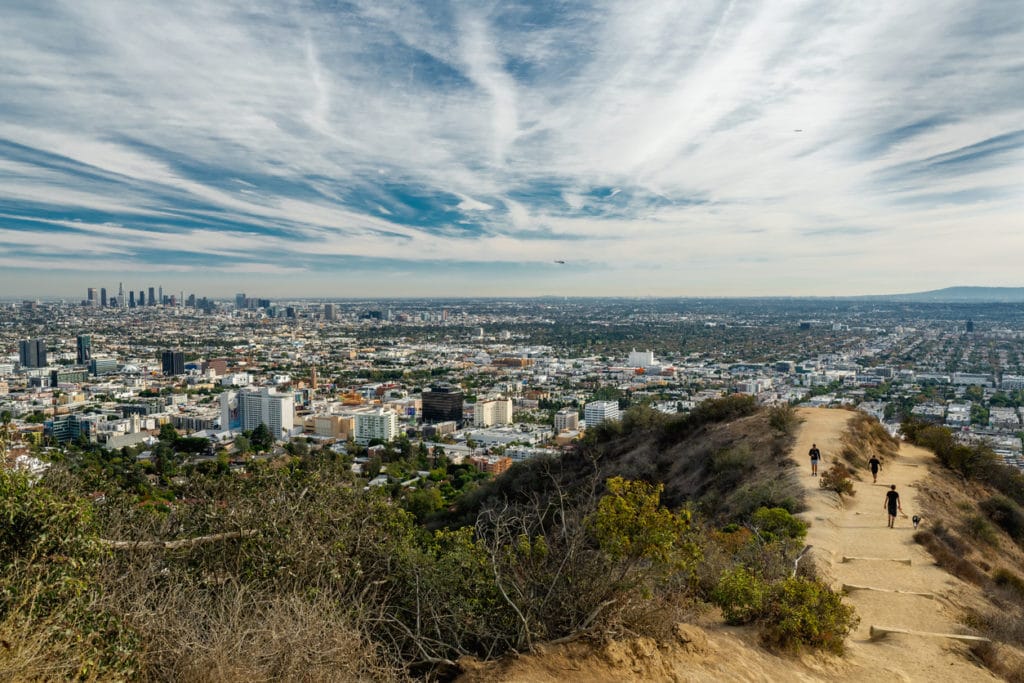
128, 291, 136, 308
627, 348, 656, 367
118, 282, 125, 307
472, 397, 513, 427
422, 384, 464, 424
220, 387, 294, 438
158, 286, 163, 306
584, 400, 620, 427
76, 334, 92, 364
100, 288, 107, 307
235, 293, 247, 309
354, 408, 399, 443
87, 288, 97, 306
138, 290, 145, 307
18, 339, 47, 368
148, 287, 156, 306
323, 303, 336, 321
554, 407, 580, 432
161, 350, 184, 376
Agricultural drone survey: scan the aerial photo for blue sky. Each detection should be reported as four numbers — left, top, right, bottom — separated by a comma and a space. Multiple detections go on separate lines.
1, 1, 1022, 298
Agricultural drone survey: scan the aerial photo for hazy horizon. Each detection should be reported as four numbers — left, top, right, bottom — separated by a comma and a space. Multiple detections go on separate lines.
2, 1, 1022, 297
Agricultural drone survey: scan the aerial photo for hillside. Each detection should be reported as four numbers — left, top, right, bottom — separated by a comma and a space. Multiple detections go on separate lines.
879, 286, 1024, 303
456, 408, 1017, 682
6, 402, 1020, 681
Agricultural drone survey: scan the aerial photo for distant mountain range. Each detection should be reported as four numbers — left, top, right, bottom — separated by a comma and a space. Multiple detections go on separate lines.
876, 286, 1024, 303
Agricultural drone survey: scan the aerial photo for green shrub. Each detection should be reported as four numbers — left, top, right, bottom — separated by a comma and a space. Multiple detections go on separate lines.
760, 577, 859, 654
993, 568, 1024, 603
768, 404, 801, 435
818, 463, 855, 496
964, 514, 999, 546
712, 567, 767, 625
750, 507, 808, 542
980, 495, 1024, 542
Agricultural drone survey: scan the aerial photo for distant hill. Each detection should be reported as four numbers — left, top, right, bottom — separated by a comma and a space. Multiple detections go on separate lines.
879, 286, 1024, 303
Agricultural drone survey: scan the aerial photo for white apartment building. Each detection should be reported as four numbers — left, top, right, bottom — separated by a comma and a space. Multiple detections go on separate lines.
584, 400, 620, 426
627, 348, 656, 368
472, 397, 513, 427
554, 407, 579, 432
354, 408, 399, 444
1001, 374, 1024, 391
220, 387, 294, 439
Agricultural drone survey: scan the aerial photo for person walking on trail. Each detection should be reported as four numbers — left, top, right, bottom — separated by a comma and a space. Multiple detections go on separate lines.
809, 443, 821, 476
868, 455, 881, 484
884, 485, 902, 528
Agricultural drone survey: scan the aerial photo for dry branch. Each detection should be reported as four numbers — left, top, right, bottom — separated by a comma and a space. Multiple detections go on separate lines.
100, 529, 257, 550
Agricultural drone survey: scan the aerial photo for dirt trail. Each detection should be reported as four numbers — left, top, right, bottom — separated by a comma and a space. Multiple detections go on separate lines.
792, 408, 997, 682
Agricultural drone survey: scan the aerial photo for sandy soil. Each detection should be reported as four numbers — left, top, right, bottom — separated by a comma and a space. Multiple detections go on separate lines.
792, 407, 997, 682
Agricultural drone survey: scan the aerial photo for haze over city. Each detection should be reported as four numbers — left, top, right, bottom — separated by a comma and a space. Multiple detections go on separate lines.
2, 1, 1022, 297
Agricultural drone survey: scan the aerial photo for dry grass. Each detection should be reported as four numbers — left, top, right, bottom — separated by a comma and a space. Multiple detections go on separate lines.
838, 411, 899, 471
911, 464, 1024, 680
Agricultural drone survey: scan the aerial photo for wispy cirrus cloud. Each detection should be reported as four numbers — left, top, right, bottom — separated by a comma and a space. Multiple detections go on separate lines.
1, 0, 1022, 297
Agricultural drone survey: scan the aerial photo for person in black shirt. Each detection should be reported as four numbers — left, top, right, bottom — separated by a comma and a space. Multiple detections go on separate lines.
868, 456, 881, 483
884, 485, 902, 528
808, 443, 821, 476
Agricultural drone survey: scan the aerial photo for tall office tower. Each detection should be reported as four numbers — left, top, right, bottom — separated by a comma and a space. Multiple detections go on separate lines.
76, 334, 92, 364
118, 282, 125, 307
235, 293, 247, 309
18, 339, 47, 368
323, 303, 336, 321
148, 287, 156, 306
161, 350, 185, 376
220, 387, 294, 438
186, 294, 196, 308
87, 288, 97, 306
100, 288, 107, 307
138, 290, 144, 307
128, 291, 136, 308
422, 384, 464, 424
158, 286, 163, 305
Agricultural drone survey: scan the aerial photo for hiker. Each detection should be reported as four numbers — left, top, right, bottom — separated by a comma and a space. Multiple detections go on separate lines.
884, 485, 902, 528
868, 455, 881, 483
809, 443, 821, 476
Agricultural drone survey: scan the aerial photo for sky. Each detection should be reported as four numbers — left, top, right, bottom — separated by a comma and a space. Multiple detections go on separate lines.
1, 1, 1022, 299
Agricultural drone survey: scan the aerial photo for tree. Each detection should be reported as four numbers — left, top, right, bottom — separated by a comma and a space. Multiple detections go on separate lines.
250, 423, 274, 453
158, 422, 179, 443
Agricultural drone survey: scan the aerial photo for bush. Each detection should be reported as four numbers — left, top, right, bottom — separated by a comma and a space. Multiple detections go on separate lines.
979, 495, 1024, 542
768, 404, 801, 435
760, 577, 859, 654
993, 568, 1024, 604
713, 567, 767, 625
964, 514, 1000, 546
818, 463, 855, 496
750, 507, 808, 542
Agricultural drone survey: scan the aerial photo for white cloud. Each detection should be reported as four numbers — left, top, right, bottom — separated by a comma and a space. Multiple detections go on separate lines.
0, 0, 1021, 295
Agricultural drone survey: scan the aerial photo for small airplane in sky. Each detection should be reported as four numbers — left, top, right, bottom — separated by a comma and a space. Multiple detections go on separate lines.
794, 129, 803, 132
554, 260, 566, 264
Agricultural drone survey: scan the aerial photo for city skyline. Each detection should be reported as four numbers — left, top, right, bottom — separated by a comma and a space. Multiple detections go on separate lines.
2, 1, 1022, 297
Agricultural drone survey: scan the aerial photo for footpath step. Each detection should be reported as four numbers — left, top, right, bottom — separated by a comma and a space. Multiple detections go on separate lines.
843, 584, 935, 599
869, 625, 990, 643
841, 556, 912, 565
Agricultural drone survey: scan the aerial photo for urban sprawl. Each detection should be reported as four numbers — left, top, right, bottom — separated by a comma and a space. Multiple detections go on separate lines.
4, 291, 1024, 486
